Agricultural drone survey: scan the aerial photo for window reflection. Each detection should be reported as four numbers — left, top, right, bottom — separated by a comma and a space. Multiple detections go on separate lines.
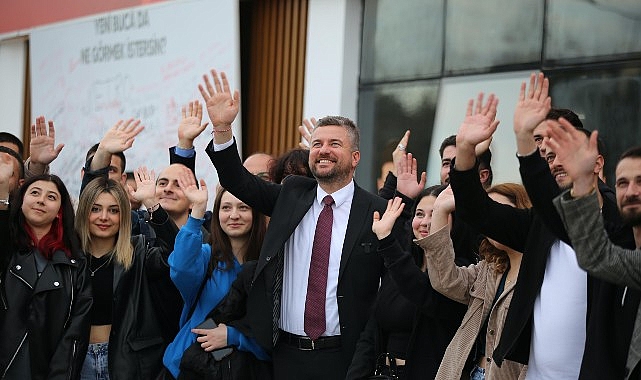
548, 67, 641, 186
361, 0, 443, 84
444, 0, 544, 73
357, 81, 439, 192
545, 0, 641, 62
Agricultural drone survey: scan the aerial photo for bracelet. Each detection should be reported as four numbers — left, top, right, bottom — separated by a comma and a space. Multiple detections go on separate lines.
212, 127, 232, 134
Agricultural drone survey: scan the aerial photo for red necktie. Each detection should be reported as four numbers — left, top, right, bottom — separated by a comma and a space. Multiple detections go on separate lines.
304, 195, 334, 340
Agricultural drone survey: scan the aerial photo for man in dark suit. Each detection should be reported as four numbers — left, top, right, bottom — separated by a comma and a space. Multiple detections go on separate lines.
199, 69, 392, 379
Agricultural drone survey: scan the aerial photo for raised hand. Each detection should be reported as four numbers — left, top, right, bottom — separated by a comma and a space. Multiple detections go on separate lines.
129, 166, 157, 208
457, 93, 499, 148
546, 118, 600, 196
372, 197, 405, 240
391, 130, 411, 177
30, 116, 64, 166
514, 72, 551, 136
430, 185, 455, 233
176, 166, 208, 218
192, 323, 228, 352
455, 93, 499, 171
177, 101, 209, 149
298, 117, 317, 149
99, 119, 145, 154
396, 151, 426, 199
198, 69, 240, 128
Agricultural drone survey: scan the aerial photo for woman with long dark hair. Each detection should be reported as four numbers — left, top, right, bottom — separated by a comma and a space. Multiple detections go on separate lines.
0, 174, 92, 379
162, 167, 269, 379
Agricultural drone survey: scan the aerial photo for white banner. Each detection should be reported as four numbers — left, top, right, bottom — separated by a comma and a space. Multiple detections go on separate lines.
30, 0, 240, 206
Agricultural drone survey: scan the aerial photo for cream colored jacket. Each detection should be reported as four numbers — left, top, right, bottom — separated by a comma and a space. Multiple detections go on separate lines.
416, 226, 527, 380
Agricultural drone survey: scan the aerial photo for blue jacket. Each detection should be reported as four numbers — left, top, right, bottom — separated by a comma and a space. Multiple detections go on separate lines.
163, 216, 269, 378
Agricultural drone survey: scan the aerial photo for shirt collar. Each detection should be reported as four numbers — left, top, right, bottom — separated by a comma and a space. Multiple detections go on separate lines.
316, 180, 354, 208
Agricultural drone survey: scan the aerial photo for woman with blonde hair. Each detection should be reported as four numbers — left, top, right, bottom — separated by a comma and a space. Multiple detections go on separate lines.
76, 174, 177, 379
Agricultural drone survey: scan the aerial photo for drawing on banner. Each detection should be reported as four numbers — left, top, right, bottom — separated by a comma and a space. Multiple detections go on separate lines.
30, 0, 240, 208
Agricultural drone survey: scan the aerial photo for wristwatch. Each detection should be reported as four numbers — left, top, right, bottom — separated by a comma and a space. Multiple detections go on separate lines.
0, 199, 9, 206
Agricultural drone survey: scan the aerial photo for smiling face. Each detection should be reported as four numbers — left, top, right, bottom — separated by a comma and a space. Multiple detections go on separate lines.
615, 157, 641, 226
219, 191, 253, 238
412, 195, 437, 239
88, 192, 121, 240
21, 180, 62, 232
309, 125, 360, 188
155, 164, 192, 216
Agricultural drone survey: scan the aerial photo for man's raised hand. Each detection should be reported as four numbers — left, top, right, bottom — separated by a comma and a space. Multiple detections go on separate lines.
178, 100, 209, 149
198, 69, 240, 128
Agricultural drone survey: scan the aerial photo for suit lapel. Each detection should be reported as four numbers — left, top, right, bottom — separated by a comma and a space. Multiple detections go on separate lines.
338, 185, 371, 282
254, 185, 317, 280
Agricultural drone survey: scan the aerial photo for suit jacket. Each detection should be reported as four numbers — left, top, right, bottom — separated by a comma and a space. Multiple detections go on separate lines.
555, 191, 641, 379
450, 151, 638, 379
206, 139, 387, 369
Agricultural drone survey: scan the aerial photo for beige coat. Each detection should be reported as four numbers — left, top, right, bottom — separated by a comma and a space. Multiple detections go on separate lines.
417, 227, 527, 380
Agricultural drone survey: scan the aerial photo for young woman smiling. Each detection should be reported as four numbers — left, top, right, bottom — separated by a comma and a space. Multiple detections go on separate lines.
162, 167, 269, 379
75, 176, 176, 379
0, 174, 91, 379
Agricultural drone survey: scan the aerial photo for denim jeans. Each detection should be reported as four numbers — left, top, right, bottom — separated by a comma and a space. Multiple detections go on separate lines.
470, 364, 486, 380
80, 342, 110, 380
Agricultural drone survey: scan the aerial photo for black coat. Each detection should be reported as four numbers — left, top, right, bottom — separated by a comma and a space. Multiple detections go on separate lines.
207, 139, 394, 375
346, 238, 467, 379
450, 152, 639, 379
107, 234, 181, 380
0, 212, 92, 380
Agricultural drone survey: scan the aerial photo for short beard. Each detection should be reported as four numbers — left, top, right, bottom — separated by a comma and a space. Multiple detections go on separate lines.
621, 209, 641, 227
311, 165, 351, 186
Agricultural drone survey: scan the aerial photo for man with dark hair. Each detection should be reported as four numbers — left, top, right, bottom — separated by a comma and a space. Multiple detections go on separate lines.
439, 135, 457, 184
549, 125, 641, 379
0, 132, 24, 156
83, 142, 127, 188
534, 108, 583, 157
452, 73, 637, 379
438, 134, 492, 188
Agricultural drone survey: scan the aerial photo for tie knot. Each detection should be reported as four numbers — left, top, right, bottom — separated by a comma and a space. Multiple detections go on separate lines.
322, 195, 334, 207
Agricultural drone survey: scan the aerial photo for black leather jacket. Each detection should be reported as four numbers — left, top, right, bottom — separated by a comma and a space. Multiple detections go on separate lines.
0, 244, 92, 380
107, 234, 181, 379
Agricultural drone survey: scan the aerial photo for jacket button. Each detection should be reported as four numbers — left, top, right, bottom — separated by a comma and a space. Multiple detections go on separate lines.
489, 329, 495, 335
470, 285, 475, 292
487, 357, 492, 363
265, 256, 271, 262
54, 281, 60, 287
15, 265, 21, 270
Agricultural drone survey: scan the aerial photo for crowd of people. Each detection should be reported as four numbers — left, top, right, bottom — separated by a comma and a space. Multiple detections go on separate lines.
0, 70, 639, 380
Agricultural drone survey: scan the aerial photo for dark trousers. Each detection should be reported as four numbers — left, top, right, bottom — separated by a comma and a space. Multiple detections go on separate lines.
273, 340, 347, 380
